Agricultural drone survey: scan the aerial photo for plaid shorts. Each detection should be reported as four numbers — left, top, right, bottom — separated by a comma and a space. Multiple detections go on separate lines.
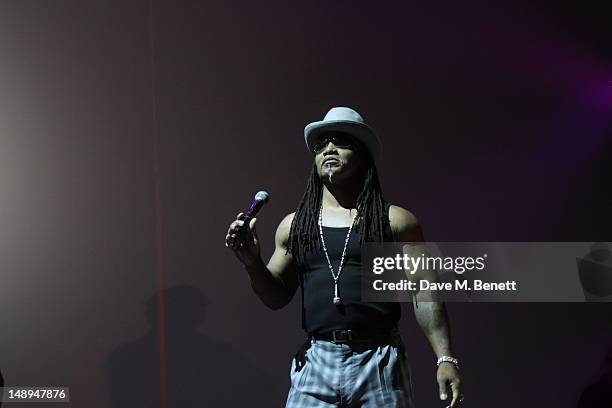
285, 331, 415, 407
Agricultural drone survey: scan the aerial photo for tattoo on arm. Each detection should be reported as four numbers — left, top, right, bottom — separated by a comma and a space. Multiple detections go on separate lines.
414, 300, 453, 357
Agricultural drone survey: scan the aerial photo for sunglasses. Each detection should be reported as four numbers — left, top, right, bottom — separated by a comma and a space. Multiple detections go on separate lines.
312, 133, 355, 154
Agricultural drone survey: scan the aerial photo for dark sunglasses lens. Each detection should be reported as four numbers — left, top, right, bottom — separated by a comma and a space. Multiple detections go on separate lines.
332, 134, 352, 147
313, 139, 325, 152
313, 134, 353, 153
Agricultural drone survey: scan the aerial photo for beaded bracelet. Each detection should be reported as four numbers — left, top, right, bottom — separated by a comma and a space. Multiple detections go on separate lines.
436, 356, 459, 369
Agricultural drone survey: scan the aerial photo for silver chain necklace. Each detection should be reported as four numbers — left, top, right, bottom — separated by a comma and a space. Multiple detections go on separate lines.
318, 200, 357, 305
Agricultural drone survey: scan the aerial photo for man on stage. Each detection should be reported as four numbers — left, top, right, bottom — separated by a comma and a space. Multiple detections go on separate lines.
226, 107, 463, 407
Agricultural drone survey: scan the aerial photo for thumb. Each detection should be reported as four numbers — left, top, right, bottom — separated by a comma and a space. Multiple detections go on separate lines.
438, 378, 448, 400
249, 218, 258, 238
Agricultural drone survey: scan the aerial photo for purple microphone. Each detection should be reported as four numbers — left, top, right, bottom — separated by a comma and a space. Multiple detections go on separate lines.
243, 190, 270, 223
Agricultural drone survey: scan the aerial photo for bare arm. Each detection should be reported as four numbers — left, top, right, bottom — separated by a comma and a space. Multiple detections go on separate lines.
390, 206, 453, 354
390, 205, 463, 407
226, 212, 299, 310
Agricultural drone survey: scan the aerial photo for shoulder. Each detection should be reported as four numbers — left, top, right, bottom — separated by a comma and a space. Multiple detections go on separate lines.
388, 204, 423, 241
274, 212, 296, 245
388, 205, 419, 230
278, 212, 296, 229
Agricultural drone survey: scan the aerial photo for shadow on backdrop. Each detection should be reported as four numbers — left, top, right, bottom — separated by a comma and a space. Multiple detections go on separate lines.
578, 347, 612, 407
106, 284, 274, 407
578, 243, 612, 301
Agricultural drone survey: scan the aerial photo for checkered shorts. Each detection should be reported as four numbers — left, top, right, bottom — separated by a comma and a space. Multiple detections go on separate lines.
285, 332, 415, 407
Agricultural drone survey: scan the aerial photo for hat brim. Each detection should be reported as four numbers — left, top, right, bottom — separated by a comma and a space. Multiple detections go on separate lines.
304, 120, 381, 159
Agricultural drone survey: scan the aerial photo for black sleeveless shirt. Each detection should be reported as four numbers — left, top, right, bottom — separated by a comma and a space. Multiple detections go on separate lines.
295, 202, 401, 333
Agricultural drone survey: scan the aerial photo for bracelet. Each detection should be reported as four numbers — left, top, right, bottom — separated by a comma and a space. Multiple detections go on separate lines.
437, 356, 459, 369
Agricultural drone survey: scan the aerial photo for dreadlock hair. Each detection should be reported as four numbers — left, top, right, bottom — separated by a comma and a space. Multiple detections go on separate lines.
286, 148, 390, 264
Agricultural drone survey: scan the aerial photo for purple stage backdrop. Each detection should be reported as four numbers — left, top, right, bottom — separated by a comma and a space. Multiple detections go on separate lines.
0, 1, 610, 407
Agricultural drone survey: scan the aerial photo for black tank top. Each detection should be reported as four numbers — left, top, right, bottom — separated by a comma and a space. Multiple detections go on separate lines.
296, 202, 401, 333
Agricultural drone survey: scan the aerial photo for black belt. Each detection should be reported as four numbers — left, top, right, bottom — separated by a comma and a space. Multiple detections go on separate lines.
308, 327, 398, 343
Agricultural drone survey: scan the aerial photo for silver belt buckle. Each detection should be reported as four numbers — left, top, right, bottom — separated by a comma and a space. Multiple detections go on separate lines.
332, 329, 352, 343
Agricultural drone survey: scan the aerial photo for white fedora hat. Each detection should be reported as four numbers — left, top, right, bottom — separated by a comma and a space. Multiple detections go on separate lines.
304, 107, 382, 159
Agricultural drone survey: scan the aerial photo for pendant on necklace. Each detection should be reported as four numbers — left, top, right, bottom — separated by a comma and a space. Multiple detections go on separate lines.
333, 282, 342, 305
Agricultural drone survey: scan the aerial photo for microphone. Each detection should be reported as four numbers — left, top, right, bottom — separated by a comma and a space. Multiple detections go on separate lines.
230, 191, 271, 239
243, 190, 270, 222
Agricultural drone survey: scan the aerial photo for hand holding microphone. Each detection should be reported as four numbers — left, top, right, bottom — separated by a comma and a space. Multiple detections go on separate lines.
225, 191, 270, 266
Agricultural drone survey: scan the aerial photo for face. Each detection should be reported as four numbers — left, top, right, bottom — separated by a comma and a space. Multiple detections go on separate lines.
312, 131, 365, 182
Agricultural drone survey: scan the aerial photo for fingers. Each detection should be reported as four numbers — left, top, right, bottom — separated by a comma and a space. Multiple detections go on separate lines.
227, 213, 247, 235
227, 212, 245, 233
438, 378, 447, 401
249, 217, 258, 243
225, 218, 245, 248
439, 379, 463, 407
438, 364, 463, 407
227, 212, 245, 232
449, 381, 462, 408
226, 219, 244, 237
225, 213, 255, 249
